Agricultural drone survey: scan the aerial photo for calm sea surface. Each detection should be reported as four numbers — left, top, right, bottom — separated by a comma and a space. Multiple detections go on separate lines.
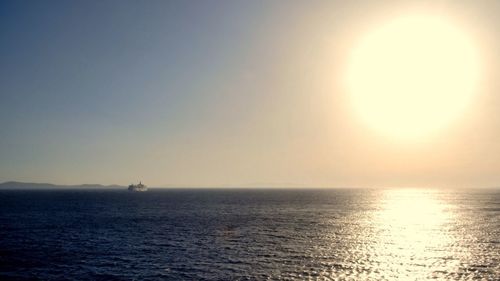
0, 188, 499, 280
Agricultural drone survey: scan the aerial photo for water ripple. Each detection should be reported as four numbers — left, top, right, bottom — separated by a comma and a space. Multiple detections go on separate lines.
0, 188, 499, 280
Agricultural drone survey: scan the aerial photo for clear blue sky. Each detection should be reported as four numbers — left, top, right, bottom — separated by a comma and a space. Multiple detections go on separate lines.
1, 0, 277, 185
1, 1, 500, 187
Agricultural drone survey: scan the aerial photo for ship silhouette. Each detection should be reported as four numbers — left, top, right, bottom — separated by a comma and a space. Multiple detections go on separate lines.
128, 181, 147, 192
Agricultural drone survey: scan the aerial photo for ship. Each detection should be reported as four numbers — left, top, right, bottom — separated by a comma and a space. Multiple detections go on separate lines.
128, 181, 147, 192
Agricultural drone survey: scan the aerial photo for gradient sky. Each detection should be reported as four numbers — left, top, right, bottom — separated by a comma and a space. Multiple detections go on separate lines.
1, 0, 500, 187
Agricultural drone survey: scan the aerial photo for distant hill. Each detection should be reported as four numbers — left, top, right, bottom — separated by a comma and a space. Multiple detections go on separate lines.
0, 181, 124, 190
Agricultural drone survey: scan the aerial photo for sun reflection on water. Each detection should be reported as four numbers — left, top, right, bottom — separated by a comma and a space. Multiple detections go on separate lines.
372, 188, 458, 279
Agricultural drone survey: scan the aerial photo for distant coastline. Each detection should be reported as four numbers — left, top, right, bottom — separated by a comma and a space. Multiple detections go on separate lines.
0, 181, 124, 190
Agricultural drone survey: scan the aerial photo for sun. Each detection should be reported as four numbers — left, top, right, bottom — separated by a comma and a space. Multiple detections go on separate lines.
346, 14, 480, 139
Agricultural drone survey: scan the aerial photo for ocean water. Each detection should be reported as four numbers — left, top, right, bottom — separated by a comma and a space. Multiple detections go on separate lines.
0, 188, 499, 280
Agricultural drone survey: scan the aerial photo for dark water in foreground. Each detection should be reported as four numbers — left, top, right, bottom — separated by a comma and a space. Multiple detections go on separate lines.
0, 188, 499, 280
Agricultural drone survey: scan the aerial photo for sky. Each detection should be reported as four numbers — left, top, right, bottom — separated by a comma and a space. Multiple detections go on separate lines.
1, 0, 500, 187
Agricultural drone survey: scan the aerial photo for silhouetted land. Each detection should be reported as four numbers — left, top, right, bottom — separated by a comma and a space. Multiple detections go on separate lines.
0, 181, 124, 190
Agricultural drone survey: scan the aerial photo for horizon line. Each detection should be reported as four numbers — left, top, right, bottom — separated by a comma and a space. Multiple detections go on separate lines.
0, 181, 499, 190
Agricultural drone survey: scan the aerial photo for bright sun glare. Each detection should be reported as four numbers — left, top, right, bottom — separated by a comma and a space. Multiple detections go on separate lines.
347, 15, 480, 139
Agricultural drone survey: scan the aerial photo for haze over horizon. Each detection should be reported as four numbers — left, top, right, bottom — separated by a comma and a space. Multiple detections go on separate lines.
2, 0, 500, 188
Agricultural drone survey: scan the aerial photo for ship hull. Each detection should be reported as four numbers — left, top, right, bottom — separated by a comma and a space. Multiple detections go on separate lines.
128, 187, 147, 192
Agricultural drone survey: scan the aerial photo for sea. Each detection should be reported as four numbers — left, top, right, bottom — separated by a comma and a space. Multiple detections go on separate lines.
0, 188, 499, 280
